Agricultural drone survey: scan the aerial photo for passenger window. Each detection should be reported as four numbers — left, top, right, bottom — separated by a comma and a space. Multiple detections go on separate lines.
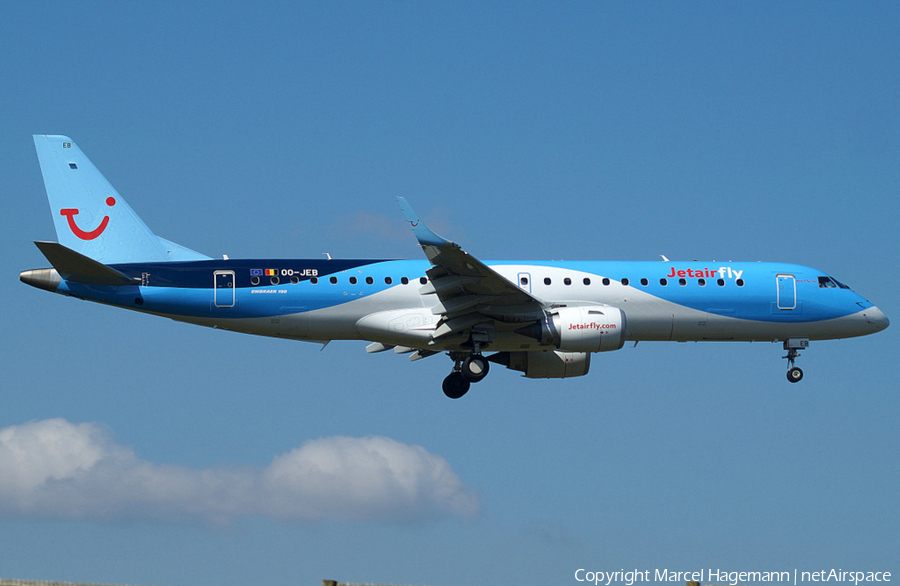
385, 277, 392, 285
330, 276, 338, 284
640, 278, 649, 286
678, 278, 686, 286
310, 277, 318, 285
698, 278, 706, 286
621, 278, 630, 286
401, 277, 409, 285
659, 278, 667, 286
717, 279, 725, 286
520, 276, 529, 285
602, 278, 610, 286
564, 277, 572, 286
349, 277, 357, 285
736, 279, 744, 287
583, 278, 591, 285
420, 277, 427, 285
544, 277, 551, 285
365, 276, 374, 285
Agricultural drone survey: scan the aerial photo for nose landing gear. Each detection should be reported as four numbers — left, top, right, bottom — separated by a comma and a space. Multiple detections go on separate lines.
783, 338, 809, 383
786, 365, 803, 383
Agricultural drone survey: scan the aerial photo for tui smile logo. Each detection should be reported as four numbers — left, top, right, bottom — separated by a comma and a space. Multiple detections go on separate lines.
60, 197, 116, 240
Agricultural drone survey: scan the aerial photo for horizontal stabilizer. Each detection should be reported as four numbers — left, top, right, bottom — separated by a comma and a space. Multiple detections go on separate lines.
34, 241, 135, 286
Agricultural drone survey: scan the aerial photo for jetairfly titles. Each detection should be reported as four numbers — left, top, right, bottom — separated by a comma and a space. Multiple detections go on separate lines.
20, 136, 889, 398
666, 266, 743, 280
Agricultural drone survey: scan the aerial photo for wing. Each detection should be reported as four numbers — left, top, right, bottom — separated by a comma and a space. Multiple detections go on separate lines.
397, 198, 546, 348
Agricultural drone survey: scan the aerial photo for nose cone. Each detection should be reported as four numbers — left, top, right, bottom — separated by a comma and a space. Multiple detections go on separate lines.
864, 306, 890, 333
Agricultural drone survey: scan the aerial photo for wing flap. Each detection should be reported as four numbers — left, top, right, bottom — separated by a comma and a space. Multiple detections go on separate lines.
366, 342, 395, 353
431, 314, 491, 340
421, 274, 483, 296
431, 294, 502, 316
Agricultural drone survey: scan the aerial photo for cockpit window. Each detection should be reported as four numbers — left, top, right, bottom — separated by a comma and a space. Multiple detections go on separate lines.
819, 276, 851, 289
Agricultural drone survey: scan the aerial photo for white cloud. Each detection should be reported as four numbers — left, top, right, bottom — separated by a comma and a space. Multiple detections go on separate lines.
0, 418, 480, 525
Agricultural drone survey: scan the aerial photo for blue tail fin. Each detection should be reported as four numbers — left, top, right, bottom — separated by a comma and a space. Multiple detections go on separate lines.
33, 135, 210, 263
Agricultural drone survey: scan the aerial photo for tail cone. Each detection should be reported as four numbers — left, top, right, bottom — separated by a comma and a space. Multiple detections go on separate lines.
20, 268, 61, 292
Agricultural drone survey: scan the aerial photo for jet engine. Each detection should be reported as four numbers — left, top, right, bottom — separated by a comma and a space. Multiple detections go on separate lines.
517, 305, 626, 352
489, 350, 590, 379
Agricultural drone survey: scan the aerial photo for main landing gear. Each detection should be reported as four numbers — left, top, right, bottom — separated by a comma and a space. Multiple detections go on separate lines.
783, 338, 809, 383
442, 352, 490, 399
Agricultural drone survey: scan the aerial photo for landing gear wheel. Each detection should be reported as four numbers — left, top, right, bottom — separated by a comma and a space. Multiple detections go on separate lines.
462, 355, 490, 383
442, 372, 471, 399
782, 339, 809, 384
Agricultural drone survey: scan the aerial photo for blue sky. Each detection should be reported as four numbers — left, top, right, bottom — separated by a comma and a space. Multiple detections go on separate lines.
1, 3, 898, 585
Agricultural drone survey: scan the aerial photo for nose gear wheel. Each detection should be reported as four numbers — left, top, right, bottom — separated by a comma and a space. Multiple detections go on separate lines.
782, 338, 808, 383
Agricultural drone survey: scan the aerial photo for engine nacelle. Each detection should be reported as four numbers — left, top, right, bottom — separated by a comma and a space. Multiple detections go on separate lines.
518, 305, 626, 352
490, 350, 591, 379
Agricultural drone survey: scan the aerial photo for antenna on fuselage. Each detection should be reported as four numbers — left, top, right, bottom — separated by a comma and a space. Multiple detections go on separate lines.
323, 253, 332, 260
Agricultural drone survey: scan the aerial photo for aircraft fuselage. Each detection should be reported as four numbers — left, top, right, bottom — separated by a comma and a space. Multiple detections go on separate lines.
25, 258, 887, 352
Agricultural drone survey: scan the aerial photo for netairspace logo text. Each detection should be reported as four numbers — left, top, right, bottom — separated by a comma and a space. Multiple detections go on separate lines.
574, 569, 893, 586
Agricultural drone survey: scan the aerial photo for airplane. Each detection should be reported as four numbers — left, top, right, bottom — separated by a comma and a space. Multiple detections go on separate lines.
21, 135, 889, 398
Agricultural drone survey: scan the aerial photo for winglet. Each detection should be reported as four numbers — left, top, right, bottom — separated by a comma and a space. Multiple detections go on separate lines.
396, 197, 451, 247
